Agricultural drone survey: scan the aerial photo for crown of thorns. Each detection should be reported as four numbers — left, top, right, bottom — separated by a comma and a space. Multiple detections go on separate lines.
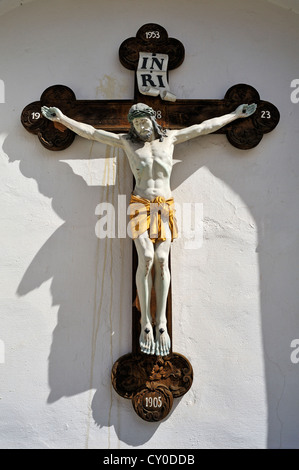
127, 104, 156, 122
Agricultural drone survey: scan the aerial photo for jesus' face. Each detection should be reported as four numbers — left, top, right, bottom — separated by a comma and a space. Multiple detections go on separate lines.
132, 117, 154, 141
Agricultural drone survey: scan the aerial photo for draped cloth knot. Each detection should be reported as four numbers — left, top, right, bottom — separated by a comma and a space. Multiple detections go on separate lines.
129, 193, 178, 244
151, 196, 170, 218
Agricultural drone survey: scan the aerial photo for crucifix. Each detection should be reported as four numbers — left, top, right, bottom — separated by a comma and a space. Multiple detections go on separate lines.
21, 23, 279, 422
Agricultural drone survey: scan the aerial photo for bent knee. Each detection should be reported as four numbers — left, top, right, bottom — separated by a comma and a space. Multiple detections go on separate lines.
155, 252, 169, 267
138, 251, 154, 274
144, 250, 154, 264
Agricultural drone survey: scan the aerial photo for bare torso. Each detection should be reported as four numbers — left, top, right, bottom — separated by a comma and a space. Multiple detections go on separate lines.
121, 132, 175, 200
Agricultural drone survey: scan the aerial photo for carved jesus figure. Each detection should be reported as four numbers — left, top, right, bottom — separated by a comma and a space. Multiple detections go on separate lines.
41, 102, 256, 356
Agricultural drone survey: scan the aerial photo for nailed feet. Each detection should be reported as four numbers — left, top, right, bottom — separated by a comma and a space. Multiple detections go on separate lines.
155, 326, 171, 356
139, 322, 171, 356
139, 323, 155, 355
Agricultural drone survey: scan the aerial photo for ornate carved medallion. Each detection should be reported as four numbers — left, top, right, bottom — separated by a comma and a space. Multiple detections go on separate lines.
112, 352, 193, 421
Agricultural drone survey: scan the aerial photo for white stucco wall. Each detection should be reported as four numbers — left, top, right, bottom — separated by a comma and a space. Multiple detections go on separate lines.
0, 0, 298, 449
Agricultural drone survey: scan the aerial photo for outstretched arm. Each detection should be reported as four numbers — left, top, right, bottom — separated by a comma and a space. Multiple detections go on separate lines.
173, 103, 257, 145
41, 106, 123, 148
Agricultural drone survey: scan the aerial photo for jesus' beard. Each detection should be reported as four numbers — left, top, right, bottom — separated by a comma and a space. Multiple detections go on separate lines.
137, 129, 153, 142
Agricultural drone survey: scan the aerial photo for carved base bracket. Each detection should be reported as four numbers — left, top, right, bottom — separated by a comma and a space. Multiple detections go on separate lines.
111, 352, 193, 422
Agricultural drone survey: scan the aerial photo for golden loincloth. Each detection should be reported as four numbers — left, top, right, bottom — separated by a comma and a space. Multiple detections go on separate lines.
129, 193, 178, 243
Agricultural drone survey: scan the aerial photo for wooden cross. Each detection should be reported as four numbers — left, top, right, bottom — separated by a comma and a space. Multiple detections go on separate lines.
21, 23, 280, 422
21, 23, 279, 151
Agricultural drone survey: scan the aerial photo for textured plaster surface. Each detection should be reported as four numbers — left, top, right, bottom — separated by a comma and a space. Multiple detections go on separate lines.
0, 0, 298, 449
